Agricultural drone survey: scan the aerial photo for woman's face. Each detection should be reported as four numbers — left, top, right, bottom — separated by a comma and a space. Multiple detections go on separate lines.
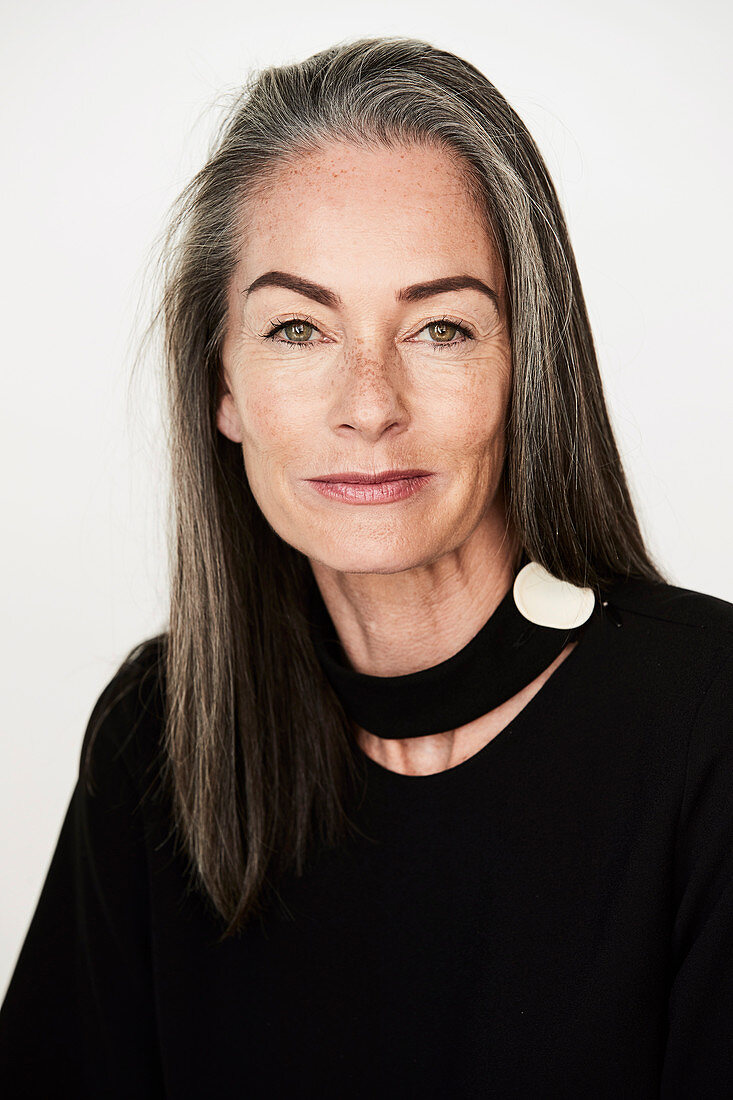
218, 140, 513, 575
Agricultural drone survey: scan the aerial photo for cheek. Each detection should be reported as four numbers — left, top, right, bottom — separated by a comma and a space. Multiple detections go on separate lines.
426, 363, 510, 460
236, 378, 311, 455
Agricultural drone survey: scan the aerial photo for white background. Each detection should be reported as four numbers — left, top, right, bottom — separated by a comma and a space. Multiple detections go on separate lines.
2, 0, 732, 998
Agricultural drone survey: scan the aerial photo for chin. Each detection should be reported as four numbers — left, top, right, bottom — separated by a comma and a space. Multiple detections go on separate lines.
306, 537, 441, 577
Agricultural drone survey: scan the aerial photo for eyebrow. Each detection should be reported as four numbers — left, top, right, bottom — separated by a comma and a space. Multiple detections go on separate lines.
243, 270, 500, 310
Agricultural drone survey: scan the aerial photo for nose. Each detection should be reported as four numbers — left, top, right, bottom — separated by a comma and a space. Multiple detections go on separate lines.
330, 340, 409, 442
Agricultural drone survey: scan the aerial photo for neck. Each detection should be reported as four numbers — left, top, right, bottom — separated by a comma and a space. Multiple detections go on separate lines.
307, 518, 590, 777
309, 513, 521, 680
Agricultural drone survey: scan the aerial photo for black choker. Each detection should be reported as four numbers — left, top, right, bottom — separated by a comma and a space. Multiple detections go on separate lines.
307, 560, 600, 740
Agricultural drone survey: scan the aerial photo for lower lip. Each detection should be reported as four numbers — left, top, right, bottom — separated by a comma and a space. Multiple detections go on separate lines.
307, 474, 434, 504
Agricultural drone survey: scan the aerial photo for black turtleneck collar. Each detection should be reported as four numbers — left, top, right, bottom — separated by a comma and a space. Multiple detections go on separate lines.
307, 555, 600, 740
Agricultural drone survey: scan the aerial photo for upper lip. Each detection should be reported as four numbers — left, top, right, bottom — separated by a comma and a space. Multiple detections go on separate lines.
309, 468, 432, 484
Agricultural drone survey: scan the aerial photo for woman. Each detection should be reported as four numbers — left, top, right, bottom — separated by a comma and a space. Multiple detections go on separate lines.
1, 34, 731, 1098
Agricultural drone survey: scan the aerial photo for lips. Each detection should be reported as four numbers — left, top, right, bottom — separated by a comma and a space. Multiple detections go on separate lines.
310, 468, 432, 484
307, 472, 433, 505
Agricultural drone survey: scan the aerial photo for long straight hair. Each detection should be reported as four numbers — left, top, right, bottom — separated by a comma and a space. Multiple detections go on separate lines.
84, 35, 668, 939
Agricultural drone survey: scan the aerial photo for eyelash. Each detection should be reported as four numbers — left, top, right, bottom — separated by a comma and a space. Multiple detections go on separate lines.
261, 315, 475, 351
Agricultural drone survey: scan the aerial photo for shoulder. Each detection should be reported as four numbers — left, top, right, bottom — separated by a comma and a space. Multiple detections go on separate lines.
604, 574, 733, 639
79, 632, 168, 800
600, 574, 733, 717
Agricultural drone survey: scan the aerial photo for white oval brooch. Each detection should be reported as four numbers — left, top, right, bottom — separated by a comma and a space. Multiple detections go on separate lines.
513, 561, 596, 630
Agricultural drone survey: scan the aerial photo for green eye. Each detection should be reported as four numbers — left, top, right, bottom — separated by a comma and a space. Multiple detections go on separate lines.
262, 318, 322, 349
413, 318, 473, 349
428, 321, 459, 342
280, 320, 315, 342
262, 315, 474, 352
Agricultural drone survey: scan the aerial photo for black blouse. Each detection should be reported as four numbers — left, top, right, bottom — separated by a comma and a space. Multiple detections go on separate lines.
1, 573, 732, 1098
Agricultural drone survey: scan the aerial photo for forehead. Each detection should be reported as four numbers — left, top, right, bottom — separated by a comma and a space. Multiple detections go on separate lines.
236, 140, 501, 289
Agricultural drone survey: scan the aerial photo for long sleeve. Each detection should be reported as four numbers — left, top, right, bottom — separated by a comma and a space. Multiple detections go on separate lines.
0, 661, 166, 1098
661, 643, 733, 1095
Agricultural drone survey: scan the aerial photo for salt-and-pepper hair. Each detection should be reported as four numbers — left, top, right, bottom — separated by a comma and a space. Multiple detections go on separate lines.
84, 36, 667, 938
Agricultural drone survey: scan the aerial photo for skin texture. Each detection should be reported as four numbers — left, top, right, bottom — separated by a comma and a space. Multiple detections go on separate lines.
218, 139, 575, 775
